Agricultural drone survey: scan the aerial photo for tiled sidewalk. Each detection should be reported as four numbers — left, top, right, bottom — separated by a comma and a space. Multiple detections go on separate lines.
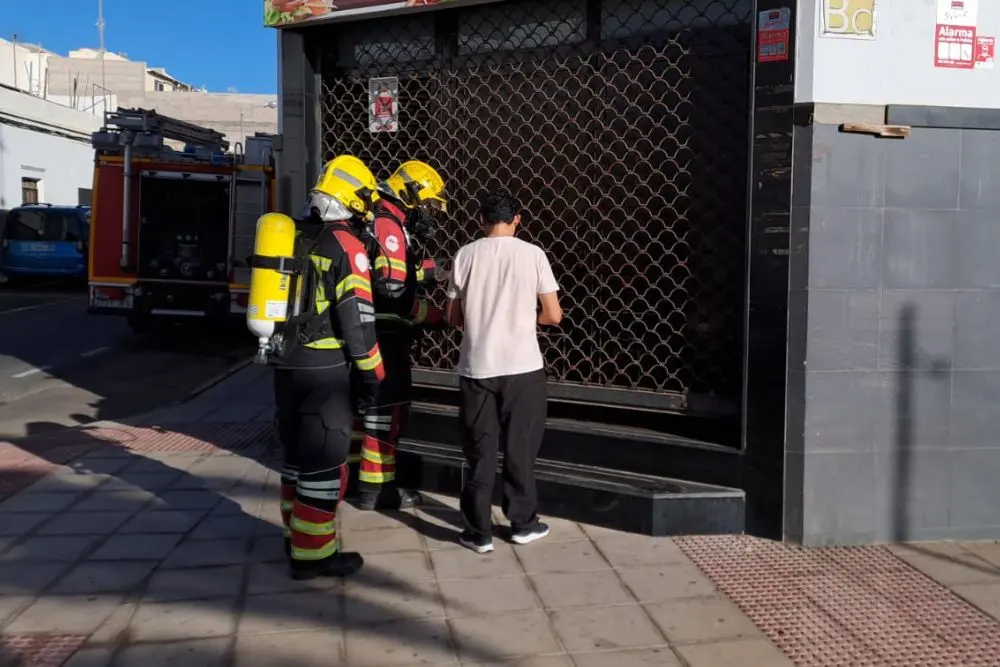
0, 367, 997, 666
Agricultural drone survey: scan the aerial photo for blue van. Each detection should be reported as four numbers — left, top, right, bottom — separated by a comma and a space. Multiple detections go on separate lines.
0, 204, 90, 280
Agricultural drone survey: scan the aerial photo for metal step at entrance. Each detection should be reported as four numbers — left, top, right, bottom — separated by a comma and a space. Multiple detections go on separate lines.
230, 171, 267, 286
388, 439, 744, 536
406, 401, 745, 492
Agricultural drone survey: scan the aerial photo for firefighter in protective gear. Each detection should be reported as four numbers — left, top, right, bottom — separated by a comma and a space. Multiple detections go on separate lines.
273, 155, 384, 580
349, 160, 448, 511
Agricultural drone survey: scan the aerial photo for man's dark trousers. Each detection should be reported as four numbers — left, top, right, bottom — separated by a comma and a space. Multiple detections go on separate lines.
458, 369, 547, 539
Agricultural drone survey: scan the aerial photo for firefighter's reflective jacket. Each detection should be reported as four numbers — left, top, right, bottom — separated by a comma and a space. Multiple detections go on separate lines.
367, 199, 443, 330
288, 222, 386, 386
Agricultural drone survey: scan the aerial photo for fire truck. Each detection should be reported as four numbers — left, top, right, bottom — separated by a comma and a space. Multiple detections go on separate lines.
87, 108, 276, 332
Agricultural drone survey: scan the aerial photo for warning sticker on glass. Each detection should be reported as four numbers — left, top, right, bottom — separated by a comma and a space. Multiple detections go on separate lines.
935, 23, 976, 69
975, 35, 995, 69
938, 0, 978, 27
265, 300, 287, 319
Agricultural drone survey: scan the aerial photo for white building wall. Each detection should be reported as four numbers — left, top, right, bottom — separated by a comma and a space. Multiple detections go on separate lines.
0, 125, 94, 208
796, 0, 1000, 107
0, 39, 52, 96
3, 39, 277, 156
0, 87, 100, 209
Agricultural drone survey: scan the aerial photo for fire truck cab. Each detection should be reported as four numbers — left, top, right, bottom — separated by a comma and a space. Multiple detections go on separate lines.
87, 107, 275, 332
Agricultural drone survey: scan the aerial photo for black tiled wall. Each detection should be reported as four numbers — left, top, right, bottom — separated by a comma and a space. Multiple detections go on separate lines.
785, 122, 1000, 545
741, 0, 797, 540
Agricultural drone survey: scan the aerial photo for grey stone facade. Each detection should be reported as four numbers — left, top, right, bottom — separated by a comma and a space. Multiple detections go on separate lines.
784, 120, 1000, 545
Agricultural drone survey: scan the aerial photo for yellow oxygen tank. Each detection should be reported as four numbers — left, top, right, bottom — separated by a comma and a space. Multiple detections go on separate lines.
247, 212, 297, 362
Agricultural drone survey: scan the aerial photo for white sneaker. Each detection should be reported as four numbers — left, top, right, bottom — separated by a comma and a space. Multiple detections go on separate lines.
458, 531, 495, 554
511, 522, 550, 545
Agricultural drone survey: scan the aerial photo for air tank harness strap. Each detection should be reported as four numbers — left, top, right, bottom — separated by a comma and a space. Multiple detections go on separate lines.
249, 255, 308, 274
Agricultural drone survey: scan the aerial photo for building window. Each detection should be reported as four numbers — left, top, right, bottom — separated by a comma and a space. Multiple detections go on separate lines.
5, 209, 45, 241
154, 81, 165, 91
21, 178, 39, 205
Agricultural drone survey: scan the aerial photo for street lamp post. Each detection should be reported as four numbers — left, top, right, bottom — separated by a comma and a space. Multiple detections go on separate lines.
240, 100, 277, 149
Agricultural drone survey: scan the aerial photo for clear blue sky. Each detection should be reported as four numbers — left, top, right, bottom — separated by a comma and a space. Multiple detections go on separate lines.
5, 0, 277, 94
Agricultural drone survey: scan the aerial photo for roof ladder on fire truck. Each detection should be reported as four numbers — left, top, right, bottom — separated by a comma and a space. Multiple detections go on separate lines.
101, 108, 230, 152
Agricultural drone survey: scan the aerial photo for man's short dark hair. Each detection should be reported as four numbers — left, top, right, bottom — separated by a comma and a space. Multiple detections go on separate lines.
478, 188, 520, 225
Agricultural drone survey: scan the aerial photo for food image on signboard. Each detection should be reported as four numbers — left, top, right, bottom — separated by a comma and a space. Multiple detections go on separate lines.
264, 0, 446, 26
264, 0, 333, 25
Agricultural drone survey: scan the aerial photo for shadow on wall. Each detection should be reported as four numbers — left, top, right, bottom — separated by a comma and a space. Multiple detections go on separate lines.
0, 422, 508, 664
889, 305, 1000, 574
892, 302, 948, 542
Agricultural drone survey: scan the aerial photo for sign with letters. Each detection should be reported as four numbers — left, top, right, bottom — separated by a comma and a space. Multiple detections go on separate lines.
757, 8, 791, 63
975, 36, 995, 69
937, 0, 978, 27
935, 23, 976, 69
820, 0, 877, 40
933, 0, 979, 69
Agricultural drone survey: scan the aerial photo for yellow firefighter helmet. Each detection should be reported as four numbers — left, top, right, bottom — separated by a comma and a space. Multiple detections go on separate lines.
302, 155, 380, 222
379, 160, 447, 213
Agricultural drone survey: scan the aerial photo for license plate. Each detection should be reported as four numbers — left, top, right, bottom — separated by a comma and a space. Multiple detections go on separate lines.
92, 298, 126, 309
29, 242, 54, 252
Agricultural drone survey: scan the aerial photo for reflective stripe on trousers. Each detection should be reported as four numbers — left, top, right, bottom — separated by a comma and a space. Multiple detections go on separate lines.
289, 464, 348, 561
359, 404, 403, 484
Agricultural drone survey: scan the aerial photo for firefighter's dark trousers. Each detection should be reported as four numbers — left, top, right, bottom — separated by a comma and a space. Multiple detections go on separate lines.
349, 329, 412, 493
274, 363, 352, 563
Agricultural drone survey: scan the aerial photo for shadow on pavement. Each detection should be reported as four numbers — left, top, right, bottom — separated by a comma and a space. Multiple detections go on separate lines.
0, 276, 254, 439
0, 420, 508, 666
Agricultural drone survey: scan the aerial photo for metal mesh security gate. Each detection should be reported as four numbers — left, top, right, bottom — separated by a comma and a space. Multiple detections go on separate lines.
317, 0, 752, 416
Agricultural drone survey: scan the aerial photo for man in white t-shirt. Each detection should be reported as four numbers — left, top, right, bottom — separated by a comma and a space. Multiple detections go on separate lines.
445, 188, 563, 553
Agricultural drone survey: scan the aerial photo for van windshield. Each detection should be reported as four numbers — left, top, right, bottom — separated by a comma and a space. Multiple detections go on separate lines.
4, 209, 86, 243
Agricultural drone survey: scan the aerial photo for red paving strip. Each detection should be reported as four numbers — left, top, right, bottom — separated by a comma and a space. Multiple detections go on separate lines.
0, 442, 89, 501
0, 422, 271, 500
0, 634, 87, 666
676, 535, 1000, 667
1, 421, 271, 457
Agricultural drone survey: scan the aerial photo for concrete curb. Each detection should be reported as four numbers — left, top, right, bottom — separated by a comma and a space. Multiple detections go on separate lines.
176, 356, 254, 405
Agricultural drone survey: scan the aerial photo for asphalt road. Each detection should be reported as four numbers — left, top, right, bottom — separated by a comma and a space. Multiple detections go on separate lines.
0, 279, 254, 439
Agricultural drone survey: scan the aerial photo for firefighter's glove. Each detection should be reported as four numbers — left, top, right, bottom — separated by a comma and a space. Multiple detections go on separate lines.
355, 379, 381, 416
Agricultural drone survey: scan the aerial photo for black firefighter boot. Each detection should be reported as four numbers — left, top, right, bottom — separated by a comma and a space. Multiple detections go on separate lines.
357, 482, 422, 511
290, 552, 365, 581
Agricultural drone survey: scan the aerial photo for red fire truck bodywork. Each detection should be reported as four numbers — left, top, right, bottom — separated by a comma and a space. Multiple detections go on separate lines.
87, 109, 275, 331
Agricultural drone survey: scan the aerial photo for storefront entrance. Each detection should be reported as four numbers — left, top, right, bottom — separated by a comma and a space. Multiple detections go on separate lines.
313, 0, 754, 425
